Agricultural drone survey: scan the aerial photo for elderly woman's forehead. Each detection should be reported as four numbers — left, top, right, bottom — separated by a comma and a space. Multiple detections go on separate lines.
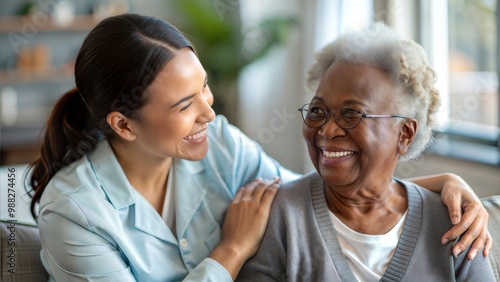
320, 62, 396, 88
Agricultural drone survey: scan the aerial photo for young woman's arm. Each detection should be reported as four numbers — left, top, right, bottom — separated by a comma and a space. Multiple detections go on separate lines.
407, 173, 492, 260
209, 179, 279, 280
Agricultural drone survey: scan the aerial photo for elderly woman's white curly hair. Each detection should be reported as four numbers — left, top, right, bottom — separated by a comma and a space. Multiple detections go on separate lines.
306, 22, 441, 162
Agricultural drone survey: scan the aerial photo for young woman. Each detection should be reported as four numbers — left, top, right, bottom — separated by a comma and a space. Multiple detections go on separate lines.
28, 14, 490, 281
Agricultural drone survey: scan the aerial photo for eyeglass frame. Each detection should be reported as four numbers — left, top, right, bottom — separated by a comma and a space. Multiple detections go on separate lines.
298, 103, 408, 130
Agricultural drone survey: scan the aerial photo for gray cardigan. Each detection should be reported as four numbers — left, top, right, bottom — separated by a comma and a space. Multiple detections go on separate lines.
237, 171, 495, 282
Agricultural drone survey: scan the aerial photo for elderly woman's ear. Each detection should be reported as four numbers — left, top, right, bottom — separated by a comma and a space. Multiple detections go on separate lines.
397, 118, 417, 155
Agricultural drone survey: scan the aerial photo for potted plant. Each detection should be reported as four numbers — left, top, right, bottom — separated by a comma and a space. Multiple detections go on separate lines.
168, 0, 297, 124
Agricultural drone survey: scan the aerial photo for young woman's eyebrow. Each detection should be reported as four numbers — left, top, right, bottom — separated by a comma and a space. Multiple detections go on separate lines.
170, 94, 196, 109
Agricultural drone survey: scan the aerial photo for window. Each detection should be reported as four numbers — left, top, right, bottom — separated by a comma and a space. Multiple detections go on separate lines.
448, 0, 498, 127
419, 0, 500, 165
312, 0, 499, 165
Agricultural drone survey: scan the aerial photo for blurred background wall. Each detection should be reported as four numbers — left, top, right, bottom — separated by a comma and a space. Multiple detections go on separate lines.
0, 0, 498, 197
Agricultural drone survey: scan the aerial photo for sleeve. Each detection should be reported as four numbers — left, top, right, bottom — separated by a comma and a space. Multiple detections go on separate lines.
38, 200, 136, 282
39, 199, 233, 282
182, 258, 232, 282
209, 115, 300, 195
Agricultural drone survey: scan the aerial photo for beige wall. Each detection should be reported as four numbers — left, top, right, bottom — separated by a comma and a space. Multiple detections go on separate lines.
395, 154, 500, 198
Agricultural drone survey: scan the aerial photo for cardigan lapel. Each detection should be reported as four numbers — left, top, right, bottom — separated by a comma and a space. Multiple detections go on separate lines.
310, 175, 423, 282
380, 181, 422, 282
310, 173, 358, 282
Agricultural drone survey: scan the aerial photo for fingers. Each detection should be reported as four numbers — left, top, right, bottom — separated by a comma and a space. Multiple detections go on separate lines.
451, 220, 483, 259
441, 200, 490, 260
441, 215, 475, 246
463, 229, 489, 260
443, 192, 462, 225
233, 178, 261, 203
442, 200, 482, 244
484, 231, 493, 257
253, 177, 280, 204
233, 177, 280, 204
259, 181, 279, 207
221, 177, 281, 260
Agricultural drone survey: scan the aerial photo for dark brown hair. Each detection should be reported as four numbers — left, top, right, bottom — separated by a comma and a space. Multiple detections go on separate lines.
27, 14, 193, 218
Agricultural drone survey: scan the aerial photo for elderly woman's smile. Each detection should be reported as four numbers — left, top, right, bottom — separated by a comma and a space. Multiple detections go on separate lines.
321, 150, 354, 159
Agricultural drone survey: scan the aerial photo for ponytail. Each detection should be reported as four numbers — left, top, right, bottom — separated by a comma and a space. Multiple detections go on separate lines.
27, 88, 102, 219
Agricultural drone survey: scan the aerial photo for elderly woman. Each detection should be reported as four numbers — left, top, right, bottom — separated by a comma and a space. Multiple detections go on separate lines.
237, 23, 495, 281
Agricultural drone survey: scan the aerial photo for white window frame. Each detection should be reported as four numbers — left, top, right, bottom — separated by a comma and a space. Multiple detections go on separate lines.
419, 0, 450, 129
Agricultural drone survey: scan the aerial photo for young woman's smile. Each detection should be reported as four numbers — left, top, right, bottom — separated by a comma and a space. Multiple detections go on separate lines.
182, 125, 209, 144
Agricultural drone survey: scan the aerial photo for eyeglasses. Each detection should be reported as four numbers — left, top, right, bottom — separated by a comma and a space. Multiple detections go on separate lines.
298, 104, 407, 129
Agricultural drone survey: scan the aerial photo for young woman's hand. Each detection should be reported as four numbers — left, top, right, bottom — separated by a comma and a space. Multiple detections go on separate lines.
209, 178, 279, 279
439, 173, 492, 260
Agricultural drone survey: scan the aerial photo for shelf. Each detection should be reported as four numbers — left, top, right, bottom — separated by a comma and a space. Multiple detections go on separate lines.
0, 15, 99, 33
1, 124, 45, 148
0, 68, 73, 85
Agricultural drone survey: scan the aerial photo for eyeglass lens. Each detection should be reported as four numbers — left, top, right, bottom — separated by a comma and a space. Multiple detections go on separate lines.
300, 104, 362, 129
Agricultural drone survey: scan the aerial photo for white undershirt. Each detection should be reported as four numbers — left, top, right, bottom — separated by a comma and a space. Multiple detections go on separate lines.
330, 210, 408, 282
161, 166, 176, 236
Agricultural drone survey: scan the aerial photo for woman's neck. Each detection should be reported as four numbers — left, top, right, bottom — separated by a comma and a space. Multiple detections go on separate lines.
109, 140, 172, 213
324, 179, 408, 235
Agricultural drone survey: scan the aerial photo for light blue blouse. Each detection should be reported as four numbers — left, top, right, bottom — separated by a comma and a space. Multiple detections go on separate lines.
38, 116, 298, 282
